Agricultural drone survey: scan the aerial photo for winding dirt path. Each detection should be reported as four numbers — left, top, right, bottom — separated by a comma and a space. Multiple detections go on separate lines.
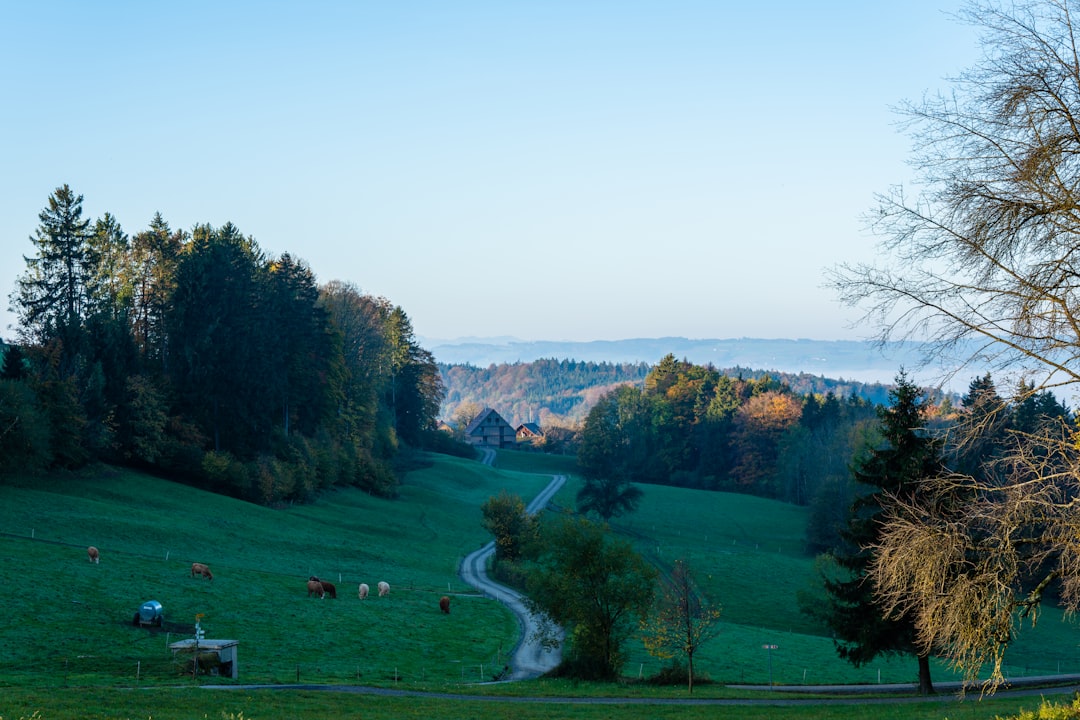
459, 447, 564, 679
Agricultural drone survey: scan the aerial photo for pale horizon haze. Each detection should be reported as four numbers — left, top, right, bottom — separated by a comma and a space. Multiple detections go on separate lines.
0, 2, 979, 345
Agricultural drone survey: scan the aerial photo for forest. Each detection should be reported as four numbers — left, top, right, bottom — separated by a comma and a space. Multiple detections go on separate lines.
439, 358, 900, 429
0, 185, 461, 503
569, 354, 1071, 554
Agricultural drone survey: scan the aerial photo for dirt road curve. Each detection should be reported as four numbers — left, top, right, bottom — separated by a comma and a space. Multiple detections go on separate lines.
459, 448, 564, 679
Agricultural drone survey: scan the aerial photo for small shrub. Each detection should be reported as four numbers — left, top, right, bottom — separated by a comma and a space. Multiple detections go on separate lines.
996, 696, 1080, 720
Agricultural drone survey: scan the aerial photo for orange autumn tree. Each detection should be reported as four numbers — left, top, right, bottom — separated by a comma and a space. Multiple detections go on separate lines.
729, 391, 802, 496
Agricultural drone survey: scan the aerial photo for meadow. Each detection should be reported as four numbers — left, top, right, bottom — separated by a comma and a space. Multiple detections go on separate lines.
0, 448, 1076, 719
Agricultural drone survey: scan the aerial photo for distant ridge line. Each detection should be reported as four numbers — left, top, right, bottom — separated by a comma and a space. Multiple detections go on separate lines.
426, 336, 928, 386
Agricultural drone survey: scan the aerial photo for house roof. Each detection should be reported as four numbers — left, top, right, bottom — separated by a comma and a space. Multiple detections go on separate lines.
464, 407, 511, 435
516, 422, 542, 435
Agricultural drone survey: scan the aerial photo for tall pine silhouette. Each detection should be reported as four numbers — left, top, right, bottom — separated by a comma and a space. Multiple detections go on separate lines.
820, 370, 943, 694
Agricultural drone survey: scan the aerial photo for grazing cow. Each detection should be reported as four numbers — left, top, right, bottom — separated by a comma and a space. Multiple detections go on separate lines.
439, 595, 450, 614
307, 579, 325, 598
358, 583, 369, 600
87, 546, 99, 564
319, 580, 337, 599
191, 562, 213, 581
378, 581, 390, 597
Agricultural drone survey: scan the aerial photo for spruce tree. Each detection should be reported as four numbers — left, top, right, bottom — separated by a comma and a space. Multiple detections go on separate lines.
14, 184, 93, 351
819, 370, 943, 694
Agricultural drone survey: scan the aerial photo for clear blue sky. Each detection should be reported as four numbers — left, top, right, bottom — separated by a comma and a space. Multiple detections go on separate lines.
0, 1, 979, 344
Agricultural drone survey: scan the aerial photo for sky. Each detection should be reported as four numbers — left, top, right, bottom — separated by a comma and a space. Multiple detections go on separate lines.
0, 1, 980, 345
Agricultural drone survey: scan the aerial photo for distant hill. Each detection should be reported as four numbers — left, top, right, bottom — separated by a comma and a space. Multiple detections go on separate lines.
437, 357, 901, 429
426, 336, 933, 386
429, 337, 970, 428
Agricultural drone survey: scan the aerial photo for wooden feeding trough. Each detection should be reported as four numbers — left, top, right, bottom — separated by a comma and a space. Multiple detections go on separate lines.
169, 638, 239, 679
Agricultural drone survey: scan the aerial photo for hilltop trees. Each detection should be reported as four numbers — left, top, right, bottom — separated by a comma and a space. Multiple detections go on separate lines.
5, 186, 445, 502
574, 354, 879, 514
831, 0, 1080, 688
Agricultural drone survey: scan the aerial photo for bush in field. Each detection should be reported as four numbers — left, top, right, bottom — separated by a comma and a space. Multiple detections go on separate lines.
525, 516, 656, 680
998, 697, 1080, 720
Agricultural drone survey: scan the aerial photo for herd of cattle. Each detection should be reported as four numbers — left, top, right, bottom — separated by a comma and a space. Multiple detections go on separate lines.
86, 546, 451, 614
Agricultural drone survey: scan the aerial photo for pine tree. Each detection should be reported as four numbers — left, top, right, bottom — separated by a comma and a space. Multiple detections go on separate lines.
819, 370, 943, 694
14, 185, 93, 351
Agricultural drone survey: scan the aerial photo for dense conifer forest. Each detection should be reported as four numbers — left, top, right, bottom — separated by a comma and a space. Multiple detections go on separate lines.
0, 185, 464, 502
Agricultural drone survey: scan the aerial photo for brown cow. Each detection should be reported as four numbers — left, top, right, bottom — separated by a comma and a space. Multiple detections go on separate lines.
319, 580, 337, 599
307, 579, 325, 598
191, 562, 213, 581
87, 546, 99, 564
439, 595, 450, 614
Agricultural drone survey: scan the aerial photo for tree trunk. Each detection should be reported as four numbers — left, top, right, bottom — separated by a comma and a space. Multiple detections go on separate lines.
917, 653, 934, 695
688, 653, 695, 694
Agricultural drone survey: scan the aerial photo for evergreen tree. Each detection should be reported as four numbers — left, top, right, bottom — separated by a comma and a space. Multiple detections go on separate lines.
384, 306, 444, 446
264, 253, 339, 438
577, 388, 645, 519
13, 185, 93, 355
817, 370, 943, 695
86, 212, 132, 322
130, 213, 184, 372
0, 344, 28, 381
952, 373, 1009, 480
167, 223, 265, 455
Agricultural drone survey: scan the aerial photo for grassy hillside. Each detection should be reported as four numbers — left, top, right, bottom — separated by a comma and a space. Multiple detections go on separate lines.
608, 483, 1080, 687
494, 450, 1080, 687
3, 449, 1079, 719
0, 455, 552, 690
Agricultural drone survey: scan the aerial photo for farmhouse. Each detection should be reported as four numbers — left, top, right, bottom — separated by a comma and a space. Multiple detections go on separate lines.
464, 408, 516, 448
515, 422, 543, 442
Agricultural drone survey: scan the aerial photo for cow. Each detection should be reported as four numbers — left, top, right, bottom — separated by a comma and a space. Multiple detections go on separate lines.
191, 562, 213, 581
307, 579, 325, 598
358, 583, 369, 600
87, 546, 99, 564
378, 581, 390, 597
319, 580, 337, 599
439, 595, 450, 614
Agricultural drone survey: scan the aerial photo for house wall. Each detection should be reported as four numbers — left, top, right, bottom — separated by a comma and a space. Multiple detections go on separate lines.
466, 412, 515, 448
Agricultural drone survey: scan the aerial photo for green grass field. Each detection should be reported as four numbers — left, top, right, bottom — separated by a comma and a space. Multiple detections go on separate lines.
1, 448, 1076, 719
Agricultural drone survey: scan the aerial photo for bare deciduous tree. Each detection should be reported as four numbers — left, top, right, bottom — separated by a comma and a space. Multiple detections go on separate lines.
831, 0, 1080, 691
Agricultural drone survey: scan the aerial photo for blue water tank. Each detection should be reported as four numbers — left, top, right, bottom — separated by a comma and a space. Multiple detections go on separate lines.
138, 600, 163, 624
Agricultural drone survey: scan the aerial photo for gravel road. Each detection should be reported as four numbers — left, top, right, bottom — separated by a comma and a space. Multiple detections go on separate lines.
459, 448, 564, 679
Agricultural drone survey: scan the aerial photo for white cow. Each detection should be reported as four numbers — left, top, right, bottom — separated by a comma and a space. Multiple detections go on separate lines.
378, 581, 390, 597
358, 583, 369, 599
